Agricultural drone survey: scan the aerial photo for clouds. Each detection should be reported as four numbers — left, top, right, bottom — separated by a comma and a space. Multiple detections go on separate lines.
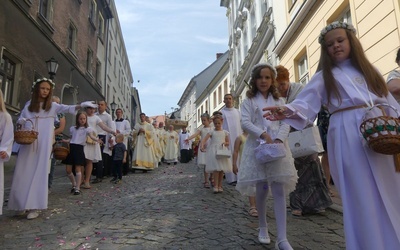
115, 0, 228, 116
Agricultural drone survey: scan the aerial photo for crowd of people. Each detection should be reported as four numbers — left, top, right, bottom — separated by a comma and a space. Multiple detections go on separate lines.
0, 21, 399, 249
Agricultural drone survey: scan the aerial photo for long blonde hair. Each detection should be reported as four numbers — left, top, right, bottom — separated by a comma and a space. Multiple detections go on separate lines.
318, 29, 388, 106
0, 89, 8, 113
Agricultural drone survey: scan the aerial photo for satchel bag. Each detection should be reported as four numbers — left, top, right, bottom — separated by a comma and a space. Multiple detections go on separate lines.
288, 126, 324, 158
254, 142, 286, 164
216, 145, 231, 159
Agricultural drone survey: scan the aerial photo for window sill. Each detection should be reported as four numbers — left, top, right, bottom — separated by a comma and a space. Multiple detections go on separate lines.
37, 13, 55, 33
66, 48, 78, 61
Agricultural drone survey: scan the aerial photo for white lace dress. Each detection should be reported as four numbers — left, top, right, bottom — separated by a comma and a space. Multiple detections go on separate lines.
236, 93, 297, 197
204, 130, 233, 173
197, 127, 212, 166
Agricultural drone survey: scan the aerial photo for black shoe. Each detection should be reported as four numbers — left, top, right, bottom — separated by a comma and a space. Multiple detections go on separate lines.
70, 186, 76, 193
74, 190, 81, 195
174, 162, 177, 165
110, 177, 117, 183
92, 178, 102, 184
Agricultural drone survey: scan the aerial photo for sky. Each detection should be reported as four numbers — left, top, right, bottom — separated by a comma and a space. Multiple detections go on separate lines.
114, 0, 229, 117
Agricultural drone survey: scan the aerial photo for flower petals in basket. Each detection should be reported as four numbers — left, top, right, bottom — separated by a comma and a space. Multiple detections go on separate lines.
254, 141, 286, 164
359, 104, 400, 155
14, 119, 38, 145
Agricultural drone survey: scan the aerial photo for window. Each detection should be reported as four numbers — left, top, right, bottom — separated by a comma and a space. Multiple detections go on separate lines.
250, 9, 257, 39
297, 54, 309, 84
218, 86, 222, 104
198, 109, 200, 123
89, 0, 97, 25
287, 0, 296, 11
95, 60, 101, 84
68, 22, 77, 53
98, 13, 105, 40
0, 54, 16, 105
224, 80, 228, 95
237, 46, 242, 70
205, 100, 208, 113
243, 28, 248, 54
113, 56, 117, 75
338, 8, 352, 24
213, 91, 217, 108
108, 42, 112, 62
39, 0, 54, 23
86, 48, 93, 74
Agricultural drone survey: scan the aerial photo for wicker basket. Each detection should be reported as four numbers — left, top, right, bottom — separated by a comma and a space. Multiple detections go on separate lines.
359, 104, 400, 155
53, 144, 69, 160
14, 119, 38, 145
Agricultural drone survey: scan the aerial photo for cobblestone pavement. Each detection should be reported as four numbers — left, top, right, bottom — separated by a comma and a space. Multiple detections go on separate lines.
0, 159, 345, 250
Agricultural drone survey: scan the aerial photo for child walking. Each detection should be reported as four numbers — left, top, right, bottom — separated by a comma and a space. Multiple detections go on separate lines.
7, 78, 88, 219
63, 112, 100, 195
232, 131, 258, 217
184, 113, 213, 188
110, 133, 127, 184
236, 63, 297, 249
0, 89, 13, 215
263, 21, 400, 249
200, 114, 232, 193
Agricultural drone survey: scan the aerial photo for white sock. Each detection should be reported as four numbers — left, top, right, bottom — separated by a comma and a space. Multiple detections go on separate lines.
256, 182, 269, 232
75, 172, 82, 190
271, 182, 288, 243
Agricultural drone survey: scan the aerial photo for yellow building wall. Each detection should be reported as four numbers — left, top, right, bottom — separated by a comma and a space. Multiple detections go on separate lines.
277, 0, 400, 82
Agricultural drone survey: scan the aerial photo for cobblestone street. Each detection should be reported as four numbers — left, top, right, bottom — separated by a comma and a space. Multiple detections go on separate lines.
0, 158, 345, 249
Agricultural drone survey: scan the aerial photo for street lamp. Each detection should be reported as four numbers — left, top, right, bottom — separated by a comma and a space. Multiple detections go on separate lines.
46, 57, 59, 80
110, 101, 117, 119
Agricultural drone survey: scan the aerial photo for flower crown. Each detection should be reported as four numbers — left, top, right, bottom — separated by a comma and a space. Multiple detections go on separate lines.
32, 77, 55, 89
251, 63, 277, 79
318, 21, 356, 44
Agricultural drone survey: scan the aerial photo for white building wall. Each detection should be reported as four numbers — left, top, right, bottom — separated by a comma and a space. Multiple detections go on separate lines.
105, 0, 133, 121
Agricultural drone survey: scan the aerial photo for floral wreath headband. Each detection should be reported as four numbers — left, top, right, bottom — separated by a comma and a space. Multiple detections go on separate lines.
250, 63, 277, 81
32, 77, 55, 89
318, 21, 357, 44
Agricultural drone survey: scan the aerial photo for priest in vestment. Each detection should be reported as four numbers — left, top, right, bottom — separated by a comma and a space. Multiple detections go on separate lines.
132, 113, 156, 170
164, 125, 179, 165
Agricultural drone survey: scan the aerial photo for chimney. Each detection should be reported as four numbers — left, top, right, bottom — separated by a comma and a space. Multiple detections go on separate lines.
216, 53, 224, 60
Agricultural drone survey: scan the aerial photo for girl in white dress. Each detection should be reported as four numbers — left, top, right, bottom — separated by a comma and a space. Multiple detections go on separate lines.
200, 115, 232, 193
63, 112, 100, 195
236, 63, 297, 249
185, 113, 213, 188
83, 104, 116, 189
264, 22, 400, 249
8, 79, 86, 219
0, 90, 13, 215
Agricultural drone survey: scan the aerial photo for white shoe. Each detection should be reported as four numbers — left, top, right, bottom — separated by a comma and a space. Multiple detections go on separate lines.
275, 239, 293, 250
27, 211, 39, 220
258, 234, 271, 244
